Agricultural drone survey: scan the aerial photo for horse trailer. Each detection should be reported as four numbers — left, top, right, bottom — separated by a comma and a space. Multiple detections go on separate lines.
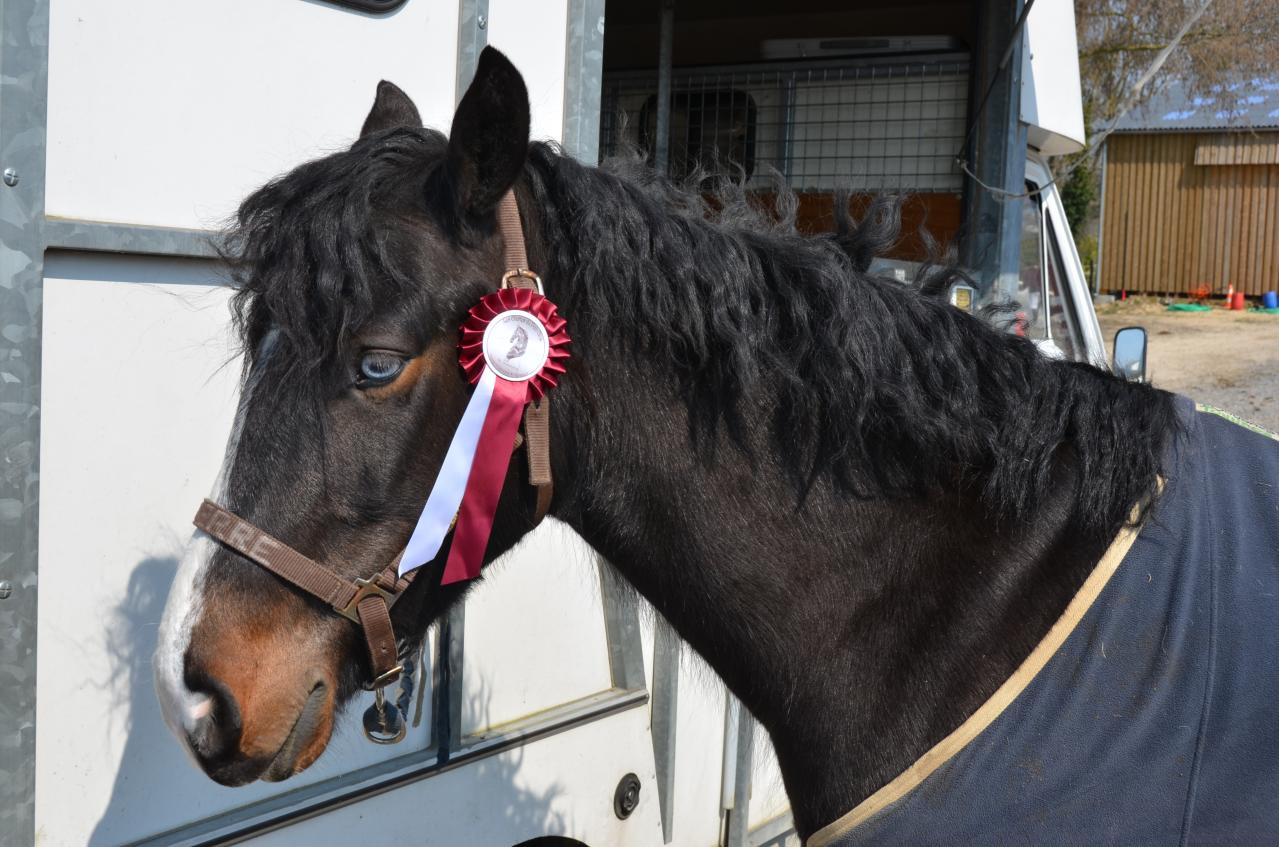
1, 1, 1104, 845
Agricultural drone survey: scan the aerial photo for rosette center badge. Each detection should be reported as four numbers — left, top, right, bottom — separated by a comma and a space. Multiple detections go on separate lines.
483, 310, 550, 382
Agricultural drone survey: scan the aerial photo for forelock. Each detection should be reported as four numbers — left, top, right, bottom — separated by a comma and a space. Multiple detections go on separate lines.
223, 127, 452, 376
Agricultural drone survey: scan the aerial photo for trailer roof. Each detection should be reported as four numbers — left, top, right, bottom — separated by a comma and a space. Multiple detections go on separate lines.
1112, 79, 1279, 133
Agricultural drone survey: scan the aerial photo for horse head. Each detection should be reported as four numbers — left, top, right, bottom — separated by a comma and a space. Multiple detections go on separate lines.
154, 48, 549, 786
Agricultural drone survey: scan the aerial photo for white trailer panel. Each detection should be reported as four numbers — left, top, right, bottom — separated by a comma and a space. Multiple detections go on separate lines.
46, 0, 460, 230
1020, 0, 1086, 155
12, 1, 797, 844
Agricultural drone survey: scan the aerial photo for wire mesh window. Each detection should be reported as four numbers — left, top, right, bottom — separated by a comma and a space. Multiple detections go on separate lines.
600, 56, 970, 193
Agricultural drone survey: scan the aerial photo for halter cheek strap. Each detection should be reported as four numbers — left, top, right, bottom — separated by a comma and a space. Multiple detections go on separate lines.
193, 189, 553, 692
497, 189, 554, 523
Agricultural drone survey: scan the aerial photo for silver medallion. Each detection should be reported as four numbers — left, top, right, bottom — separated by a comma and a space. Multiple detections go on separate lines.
482, 309, 550, 382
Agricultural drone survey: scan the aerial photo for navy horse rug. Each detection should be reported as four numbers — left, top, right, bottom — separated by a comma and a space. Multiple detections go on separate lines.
811, 397, 1279, 846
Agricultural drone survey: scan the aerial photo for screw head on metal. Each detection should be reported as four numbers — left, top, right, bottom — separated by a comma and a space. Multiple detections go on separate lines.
0, 580, 12, 600
476, 13, 487, 28
3, 168, 18, 187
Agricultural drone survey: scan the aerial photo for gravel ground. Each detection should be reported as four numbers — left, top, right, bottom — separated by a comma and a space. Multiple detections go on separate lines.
1097, 297, 1279, 433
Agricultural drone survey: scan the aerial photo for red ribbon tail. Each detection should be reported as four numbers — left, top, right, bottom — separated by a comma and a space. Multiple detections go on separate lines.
441, 375, 527, 585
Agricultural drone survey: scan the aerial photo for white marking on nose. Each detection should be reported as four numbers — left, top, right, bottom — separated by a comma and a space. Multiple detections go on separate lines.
153, 329, 277, 755
154, 531, 216, 745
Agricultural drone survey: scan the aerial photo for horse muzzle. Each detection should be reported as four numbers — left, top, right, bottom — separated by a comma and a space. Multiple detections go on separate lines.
178, 661, 336, 786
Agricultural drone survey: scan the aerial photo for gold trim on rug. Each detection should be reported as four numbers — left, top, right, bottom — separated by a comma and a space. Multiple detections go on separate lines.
1195, 402, 1279, 442
807, 518, 1146, 847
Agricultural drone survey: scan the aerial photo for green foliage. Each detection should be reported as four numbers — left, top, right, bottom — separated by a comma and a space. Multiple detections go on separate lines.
1076, 233, 1098, 269
1059, 156, 1097, 239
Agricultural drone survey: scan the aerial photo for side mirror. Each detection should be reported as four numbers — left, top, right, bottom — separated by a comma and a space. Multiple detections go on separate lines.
1112, 326, 1148, 383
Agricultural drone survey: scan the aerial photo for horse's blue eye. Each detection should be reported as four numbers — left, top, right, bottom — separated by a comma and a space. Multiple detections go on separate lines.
358, 352, 407, 386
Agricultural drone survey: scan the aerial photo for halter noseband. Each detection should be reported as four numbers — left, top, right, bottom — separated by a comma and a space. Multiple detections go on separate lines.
193, 189, 553, 694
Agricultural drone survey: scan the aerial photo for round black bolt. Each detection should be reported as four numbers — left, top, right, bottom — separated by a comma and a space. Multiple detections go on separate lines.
0, 580, 12, 600
613, 772, 641, 820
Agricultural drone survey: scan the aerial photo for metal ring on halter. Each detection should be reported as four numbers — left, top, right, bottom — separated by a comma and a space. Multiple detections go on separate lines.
501, 268, 544, 294
366, 684, 408, 744
367, 663, 405, 691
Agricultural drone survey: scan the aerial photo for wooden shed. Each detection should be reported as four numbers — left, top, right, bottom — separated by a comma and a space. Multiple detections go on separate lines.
1099, 80, 1279, 297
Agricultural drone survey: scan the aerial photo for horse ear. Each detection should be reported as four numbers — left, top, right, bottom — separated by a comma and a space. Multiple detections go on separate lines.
359, 80, 422, 138
447, 46, 530, 219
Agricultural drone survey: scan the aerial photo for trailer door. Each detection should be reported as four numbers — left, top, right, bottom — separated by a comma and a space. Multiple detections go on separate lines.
25, 1, 663, 845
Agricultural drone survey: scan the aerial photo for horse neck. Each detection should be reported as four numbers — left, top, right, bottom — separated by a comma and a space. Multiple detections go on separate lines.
522, 157, 1164, 836
549, 369, 1117, 835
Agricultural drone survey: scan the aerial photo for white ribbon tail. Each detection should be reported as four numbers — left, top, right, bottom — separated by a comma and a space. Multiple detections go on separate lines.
399, 367, 497, 577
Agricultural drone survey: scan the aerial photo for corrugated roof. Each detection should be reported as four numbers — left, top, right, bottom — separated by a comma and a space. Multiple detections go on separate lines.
1111, 79, 1279, 133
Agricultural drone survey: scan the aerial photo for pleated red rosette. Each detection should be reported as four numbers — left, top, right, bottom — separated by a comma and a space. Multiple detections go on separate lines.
436, 287, 571, 585
458, 287, 570, 400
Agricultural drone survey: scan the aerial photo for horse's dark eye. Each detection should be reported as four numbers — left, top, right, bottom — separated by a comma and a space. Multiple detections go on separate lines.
357, 351, 408, 387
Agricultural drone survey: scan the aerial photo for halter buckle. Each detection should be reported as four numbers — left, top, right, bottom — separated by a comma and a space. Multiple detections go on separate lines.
500, 268, 544, 295
336, 577, 397, 624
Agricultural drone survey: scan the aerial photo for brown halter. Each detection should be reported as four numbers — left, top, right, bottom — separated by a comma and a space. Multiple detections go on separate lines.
194, 189, 553, 692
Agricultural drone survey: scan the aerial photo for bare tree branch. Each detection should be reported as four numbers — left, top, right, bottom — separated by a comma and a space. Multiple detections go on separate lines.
1076, 0, 1279, 141
1090, 0, 1215, 146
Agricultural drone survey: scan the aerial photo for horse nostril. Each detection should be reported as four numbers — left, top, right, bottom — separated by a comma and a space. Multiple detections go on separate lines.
184, 673, 244, 775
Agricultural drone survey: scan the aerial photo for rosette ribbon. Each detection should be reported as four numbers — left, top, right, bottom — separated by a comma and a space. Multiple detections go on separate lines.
398, 286, 570, 584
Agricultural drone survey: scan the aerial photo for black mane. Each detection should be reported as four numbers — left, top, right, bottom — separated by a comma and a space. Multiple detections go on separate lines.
522, 144, 1174, 538
225, 128, 1174, 541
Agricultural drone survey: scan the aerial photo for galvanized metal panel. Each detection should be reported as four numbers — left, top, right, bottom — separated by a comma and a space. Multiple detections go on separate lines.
0, 1, 48, 844
43, 218, 220, 259
650, 623, 681, 843
667, 648, 731, 847
561, 0, 606, 163
724, 699, 756, 847
597, 562, 646, 692
456, 0, 490, 105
